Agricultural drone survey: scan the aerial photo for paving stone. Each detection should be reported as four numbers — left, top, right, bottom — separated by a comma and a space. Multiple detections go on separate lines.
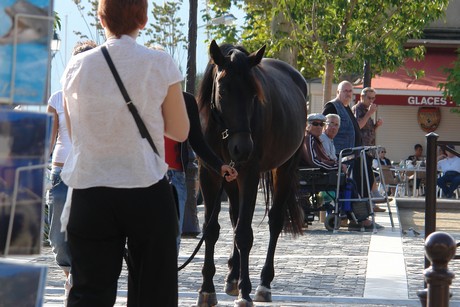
13, 191, 460, 306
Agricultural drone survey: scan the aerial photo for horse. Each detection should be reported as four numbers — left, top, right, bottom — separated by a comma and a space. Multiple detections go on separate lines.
196, 40, 307, 307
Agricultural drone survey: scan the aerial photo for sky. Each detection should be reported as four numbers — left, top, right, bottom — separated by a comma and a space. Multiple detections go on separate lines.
50, 0, 244, 95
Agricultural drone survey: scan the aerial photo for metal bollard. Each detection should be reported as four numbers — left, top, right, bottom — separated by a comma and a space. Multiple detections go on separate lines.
417, 231, 456, 307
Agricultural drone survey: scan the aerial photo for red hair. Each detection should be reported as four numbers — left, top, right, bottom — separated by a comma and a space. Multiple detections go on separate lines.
98, 0, 147, 38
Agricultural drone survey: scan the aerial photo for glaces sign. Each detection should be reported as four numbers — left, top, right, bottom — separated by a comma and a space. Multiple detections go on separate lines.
354, 94, 456, 107
408, 96, 448, 106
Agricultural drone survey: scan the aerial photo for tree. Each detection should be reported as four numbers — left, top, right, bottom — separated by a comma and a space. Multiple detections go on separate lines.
185, 0, 198, 94
440, 49, 460, 106
281, 0, 449, 102
144, 0, 187, 68
72, 0, 105, 44
208, 0, 449, 103
71, 1, 187, 69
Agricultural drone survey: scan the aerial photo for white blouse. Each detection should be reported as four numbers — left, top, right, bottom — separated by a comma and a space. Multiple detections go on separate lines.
60, 35, 183, 189
48, 91, 71, 164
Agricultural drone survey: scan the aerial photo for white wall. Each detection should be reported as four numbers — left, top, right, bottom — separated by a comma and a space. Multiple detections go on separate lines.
376, 106, 460, 162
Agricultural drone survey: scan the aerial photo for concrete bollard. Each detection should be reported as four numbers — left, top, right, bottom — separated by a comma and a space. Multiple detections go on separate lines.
417, 231, 456, 307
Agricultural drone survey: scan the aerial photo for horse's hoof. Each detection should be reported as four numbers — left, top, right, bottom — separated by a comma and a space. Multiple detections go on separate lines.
234, 297, 254, 307
196, 291, 218, 307
253, 285, 272, 302
224, 279, 239, 296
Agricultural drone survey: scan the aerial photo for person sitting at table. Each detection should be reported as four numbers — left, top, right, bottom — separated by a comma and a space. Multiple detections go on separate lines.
372, 147, 395, 196
406, 143, 425, 195
372, 147, 391, 169
407, 143, 424, 165
437, 145, 460, 199
300, 113, 384, 231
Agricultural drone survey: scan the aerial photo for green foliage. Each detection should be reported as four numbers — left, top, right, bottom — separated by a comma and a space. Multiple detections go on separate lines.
144, 0, 187, 66
283, 0, 448, 81
208, 0, 449, 84
53, 11, 61, 31
440, 49, 460, 106
72, 0, 105, 44
205, 0, 241, 45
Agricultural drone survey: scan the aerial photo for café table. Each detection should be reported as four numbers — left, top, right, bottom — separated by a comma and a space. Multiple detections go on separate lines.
390, 166, 426, 197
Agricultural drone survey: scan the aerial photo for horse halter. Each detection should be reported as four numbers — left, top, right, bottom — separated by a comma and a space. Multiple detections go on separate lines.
210, 69, 253, 141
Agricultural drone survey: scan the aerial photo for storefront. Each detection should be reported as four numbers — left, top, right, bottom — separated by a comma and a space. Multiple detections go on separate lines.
307, 48, 460, 162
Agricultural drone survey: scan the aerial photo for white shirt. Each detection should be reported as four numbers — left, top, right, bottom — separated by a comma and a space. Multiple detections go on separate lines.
60, 35, 183, 189
319, 133, 337, 161
48, 91, 71, 164
438, 155, 460, 173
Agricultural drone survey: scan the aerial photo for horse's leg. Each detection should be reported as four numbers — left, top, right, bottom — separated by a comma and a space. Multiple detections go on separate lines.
254, 159, 302, 302
233, 170, 260, 306
197, 167, 222, 307
224, 185, 240, 296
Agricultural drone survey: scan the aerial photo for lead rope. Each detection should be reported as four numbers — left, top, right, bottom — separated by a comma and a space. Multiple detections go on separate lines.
178, 176, 227, 271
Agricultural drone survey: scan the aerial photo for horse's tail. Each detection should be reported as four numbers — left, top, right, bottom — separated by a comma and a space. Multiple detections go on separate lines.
262, 145, 304, 236
260, 171, 272, 217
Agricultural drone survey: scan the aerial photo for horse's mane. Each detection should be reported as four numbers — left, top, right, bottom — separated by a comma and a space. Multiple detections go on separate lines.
197, 43, 265, 121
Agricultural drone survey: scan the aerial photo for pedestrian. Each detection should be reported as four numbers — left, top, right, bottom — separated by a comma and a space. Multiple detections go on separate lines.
352, 87, 391, 211
322, 81, 384, 230
60, 0, 189, 305
45, 40, 96, 304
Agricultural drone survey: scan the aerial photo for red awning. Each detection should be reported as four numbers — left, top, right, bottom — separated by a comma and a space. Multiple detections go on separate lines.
357, 48, 459, 107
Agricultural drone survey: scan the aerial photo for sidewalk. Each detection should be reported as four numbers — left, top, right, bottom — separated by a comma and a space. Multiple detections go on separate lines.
12, 193, 460, 306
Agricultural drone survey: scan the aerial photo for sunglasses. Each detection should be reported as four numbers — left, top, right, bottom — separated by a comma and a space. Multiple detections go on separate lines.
311, 122, 325, 127
380, 151, 386, 153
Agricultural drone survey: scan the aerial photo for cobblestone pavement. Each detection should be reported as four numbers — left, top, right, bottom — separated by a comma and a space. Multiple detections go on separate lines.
12, 192, 460, 306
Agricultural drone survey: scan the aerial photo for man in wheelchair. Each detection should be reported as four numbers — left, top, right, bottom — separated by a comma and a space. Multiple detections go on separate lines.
299, 113, 384, 231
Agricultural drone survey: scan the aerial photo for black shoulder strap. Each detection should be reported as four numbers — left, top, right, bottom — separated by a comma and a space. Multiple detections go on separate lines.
101, 46, 159, 155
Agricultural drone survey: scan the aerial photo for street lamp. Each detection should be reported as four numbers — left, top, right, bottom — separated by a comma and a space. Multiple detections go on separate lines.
185, 12, 237, 94
47, 31, 61, 99
201, 13, 237, 41
211, 14, 236, 26
50, 31, 61, 58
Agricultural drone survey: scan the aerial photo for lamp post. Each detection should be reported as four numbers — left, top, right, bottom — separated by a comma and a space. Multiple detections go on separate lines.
50, 31, 61, 58
185, 12, 236, 94
47, 31, 61, 99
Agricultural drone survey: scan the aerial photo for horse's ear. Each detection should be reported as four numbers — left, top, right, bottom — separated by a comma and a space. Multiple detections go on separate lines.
248, 45, 266, 67
210, 40, 225, 67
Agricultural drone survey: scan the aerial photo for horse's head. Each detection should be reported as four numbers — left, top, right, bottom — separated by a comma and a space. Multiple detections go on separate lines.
208, 40, 266, 163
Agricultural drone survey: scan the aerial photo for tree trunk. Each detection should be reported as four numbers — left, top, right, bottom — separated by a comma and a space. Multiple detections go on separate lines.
270, 10, 297, 68
323, 59, 335, 105
363, 58, 371, 88
185, 0, 198, 94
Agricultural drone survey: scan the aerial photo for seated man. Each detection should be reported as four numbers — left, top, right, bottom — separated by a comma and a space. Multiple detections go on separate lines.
300, 113, 338, 170
437, 145, 460, 199
300, 113, 383, 231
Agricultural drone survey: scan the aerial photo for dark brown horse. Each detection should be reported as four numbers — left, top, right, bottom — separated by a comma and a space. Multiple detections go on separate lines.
196, 40, 307, 306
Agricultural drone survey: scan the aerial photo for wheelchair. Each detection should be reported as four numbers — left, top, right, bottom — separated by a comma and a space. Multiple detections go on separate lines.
298, 167, 346, 231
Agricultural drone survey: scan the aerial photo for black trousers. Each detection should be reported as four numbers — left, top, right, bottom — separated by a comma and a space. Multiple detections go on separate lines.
67, 178, 178, 307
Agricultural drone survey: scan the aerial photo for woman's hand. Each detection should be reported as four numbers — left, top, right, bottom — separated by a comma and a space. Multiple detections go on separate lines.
221, 165, 238, 182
